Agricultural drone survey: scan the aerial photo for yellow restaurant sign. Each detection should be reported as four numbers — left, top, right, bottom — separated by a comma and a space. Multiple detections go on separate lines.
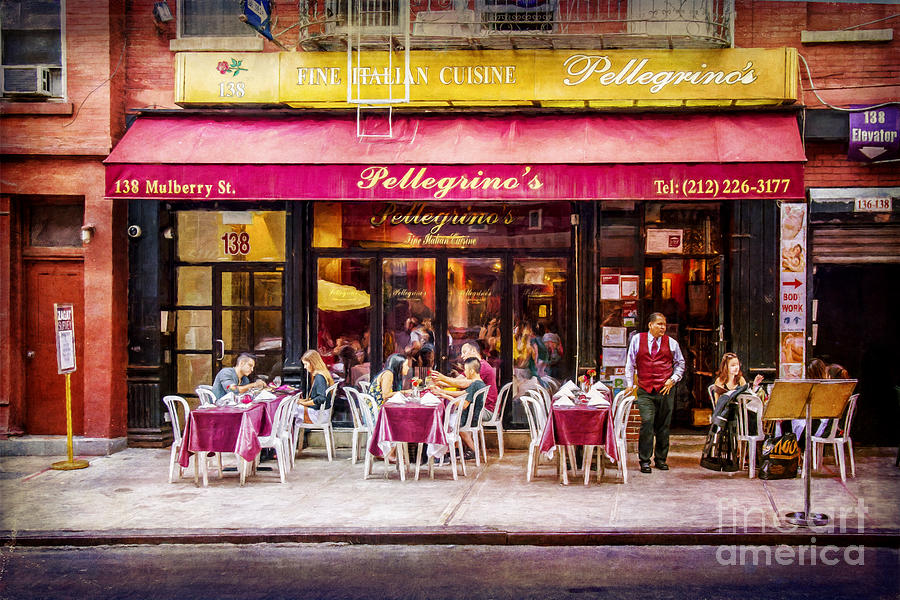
176, 48, 798, 108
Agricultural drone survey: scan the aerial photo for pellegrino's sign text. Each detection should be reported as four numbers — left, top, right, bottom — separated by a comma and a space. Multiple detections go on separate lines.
175, 48, 798, 107
358, 166, 543, 200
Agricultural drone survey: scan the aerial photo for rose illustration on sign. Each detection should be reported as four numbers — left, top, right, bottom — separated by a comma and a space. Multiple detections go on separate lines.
215, 59, 248, 77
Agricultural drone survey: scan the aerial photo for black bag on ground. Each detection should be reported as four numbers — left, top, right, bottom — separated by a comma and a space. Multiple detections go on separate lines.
757, 432, 800, 480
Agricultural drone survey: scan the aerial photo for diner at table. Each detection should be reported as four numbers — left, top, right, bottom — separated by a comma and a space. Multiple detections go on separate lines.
211, 353, 267, 401
429, 356, 486, 462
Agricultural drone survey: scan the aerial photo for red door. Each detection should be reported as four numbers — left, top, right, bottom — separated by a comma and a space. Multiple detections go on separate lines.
23, 260, 85, 435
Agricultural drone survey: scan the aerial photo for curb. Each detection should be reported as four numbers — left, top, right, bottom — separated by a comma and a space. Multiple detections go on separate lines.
3, 528, 898, 548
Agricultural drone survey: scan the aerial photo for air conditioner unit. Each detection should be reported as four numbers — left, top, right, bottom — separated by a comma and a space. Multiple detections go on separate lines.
2, 66, 53, 97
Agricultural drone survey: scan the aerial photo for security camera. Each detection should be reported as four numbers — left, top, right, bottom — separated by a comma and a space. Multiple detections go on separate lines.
127, 225, 143, 239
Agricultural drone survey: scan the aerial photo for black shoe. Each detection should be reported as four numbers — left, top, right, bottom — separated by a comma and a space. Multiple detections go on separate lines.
654, 461, 670, 471
640, 462, 652, 474
463, 449, 476, 461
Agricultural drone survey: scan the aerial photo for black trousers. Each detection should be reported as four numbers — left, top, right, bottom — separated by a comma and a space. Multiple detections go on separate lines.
635, 387, 674, 464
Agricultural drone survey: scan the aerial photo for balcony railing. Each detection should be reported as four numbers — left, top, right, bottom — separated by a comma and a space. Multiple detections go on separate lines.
298, 0, 734, 50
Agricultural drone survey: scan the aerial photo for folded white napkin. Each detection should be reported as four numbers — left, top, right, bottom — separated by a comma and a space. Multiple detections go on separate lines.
420, 392, 442, 406
553, 389, 574, 400
590, 381, 611, 395
386, 392, 407, 404
254, 390, 277, 401
587, 395, 610, 407
214, 392, 237, 407
558, 380, 579, 394
553, 397, 575, 407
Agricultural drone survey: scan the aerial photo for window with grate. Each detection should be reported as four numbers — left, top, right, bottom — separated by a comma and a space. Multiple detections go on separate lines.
180, 0, 255, 37
478, 0, 557, 32
0, 0, 64, 99
326, 0, 399, 30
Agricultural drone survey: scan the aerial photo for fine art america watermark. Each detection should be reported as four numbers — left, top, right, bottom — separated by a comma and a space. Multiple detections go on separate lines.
714, 498, 869, 567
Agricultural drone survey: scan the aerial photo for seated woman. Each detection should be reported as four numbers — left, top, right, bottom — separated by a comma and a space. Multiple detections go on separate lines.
430, 356, 485, 461
701, 353, 763, 472
369, 353, 411, 408
297, 350, 335, 424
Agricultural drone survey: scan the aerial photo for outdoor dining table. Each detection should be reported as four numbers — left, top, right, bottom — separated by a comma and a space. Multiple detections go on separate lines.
177, 393, 287, 487
539, 400, 617, 486
366, 396, 449, 481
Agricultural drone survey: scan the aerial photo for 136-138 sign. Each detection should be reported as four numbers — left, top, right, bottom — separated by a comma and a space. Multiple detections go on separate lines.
222, 231, 251, 256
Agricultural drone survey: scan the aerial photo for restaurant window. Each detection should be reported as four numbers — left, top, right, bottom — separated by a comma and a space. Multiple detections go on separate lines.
317, 257, 373, 389
447, 258, 502, 373
510, 257, 567, 423
478, 0, 557, 32
383, 257, 436, 383
1, 0, 64, 99
179, 0, 255, 37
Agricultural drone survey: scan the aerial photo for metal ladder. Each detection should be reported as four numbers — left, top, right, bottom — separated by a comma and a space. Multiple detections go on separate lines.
346, 0, 412, 138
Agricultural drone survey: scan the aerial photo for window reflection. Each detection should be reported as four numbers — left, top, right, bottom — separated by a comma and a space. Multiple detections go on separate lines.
447, 258, 502, 374
317, 258, 372, 387
512, 258, 567, 396
383, 258, 436, 363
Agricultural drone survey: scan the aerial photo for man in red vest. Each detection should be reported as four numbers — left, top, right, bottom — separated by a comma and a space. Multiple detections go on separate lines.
625, 312, 686, 473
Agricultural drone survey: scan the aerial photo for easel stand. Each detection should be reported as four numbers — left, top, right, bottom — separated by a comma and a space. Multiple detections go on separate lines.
51, 373, 89, 471
763, 379, 856, 528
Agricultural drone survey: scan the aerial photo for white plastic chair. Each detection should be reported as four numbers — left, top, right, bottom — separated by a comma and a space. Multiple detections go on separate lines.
424, 396, 467, 481
343, 386, 369, 465
600, 394, 635, 484
249, 395, 296, 484
161, 395, 195, 484
543, 377, 561, 395
459, 386, 490, 467
359, 392, 394, 479
356, 375, 370, 394
736, 393, 766, 479
479, 382, 512, 461
292, 382, 338, 462
812, 393, 859, 483
519, 394, 564, 482
196, 386, 216, 407
529, 389, 578, 478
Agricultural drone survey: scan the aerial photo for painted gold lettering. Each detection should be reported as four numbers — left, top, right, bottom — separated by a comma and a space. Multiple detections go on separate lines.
358, 166, 389, 190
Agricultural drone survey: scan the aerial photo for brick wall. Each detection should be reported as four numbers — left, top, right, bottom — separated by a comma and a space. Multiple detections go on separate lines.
0, 0, 120, 156
806, 141, 900, 188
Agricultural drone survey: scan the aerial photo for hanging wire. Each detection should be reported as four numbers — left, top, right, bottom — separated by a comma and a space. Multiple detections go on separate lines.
62, 40, 127, 128
798, 54, 900, 113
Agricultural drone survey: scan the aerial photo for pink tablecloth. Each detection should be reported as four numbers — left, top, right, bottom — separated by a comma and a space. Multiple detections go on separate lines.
178, 404, 266, 468
367, 402, 447, 458
539, 404, 617, 462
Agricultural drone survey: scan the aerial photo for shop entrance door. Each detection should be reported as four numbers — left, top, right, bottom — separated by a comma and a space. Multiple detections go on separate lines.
212, 265, 284, 381
23, 259, 85, 435
174, 264, 283, 396
645, 255, 725, 426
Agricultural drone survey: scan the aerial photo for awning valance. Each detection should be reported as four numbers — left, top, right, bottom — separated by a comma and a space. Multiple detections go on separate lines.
105, 112, 806, 201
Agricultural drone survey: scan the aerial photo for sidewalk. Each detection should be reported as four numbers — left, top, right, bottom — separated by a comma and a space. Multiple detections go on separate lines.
2, 439, 898, 547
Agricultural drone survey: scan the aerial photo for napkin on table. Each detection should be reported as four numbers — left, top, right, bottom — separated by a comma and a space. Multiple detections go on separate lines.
420, 392, 442, 406
255, 390, 276, 401
553, 397, 575, 407
386, 392, 407, 404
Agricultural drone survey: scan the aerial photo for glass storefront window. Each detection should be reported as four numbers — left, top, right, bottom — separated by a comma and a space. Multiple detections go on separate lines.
447, 258, 502, 373
511, 257, 567, 384
317, 258, 372, 387
176, 266, 211, 306
177, 353, 212, 395
176, 310, 212, 350
176, 211, 285, 262
383, 258, 436, 382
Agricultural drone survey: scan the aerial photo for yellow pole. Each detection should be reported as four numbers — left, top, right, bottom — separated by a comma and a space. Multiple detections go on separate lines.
52, 372, 88, 470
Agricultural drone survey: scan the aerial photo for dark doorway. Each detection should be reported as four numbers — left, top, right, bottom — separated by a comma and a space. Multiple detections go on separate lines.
813, 264, 900, 446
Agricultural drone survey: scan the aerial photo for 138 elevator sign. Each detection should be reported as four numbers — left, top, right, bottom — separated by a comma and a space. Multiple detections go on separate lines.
848, 106, 899, 162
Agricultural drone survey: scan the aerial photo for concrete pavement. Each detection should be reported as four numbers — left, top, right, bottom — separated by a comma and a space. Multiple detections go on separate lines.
1, 437, 898, 546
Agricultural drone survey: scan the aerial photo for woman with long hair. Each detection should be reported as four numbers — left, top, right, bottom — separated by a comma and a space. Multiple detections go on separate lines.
297, 350, 335, 424
369, 353, 411, 407
712, 352, 764, 402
